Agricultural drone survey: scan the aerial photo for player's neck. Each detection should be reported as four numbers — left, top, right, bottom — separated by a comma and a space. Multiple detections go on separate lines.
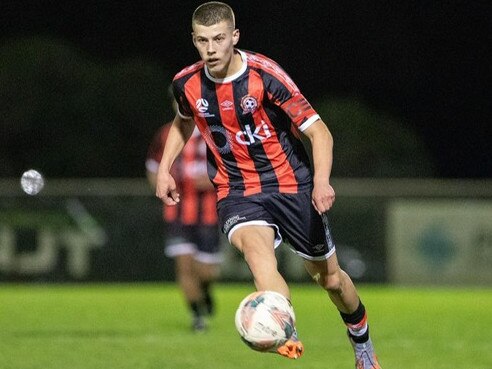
210, 50, 243, 80
227, 50, 243, 76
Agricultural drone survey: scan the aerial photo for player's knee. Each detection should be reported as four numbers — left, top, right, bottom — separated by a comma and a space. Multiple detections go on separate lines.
322, 272, 343, 294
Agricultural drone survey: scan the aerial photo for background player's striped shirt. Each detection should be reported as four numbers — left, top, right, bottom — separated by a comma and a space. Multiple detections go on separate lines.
146, 123, 217, 225
172, 49, 320, 201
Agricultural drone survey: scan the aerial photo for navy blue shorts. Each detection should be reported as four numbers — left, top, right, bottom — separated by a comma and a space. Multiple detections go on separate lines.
217, 192, 336, 260
165, 223, 222, 264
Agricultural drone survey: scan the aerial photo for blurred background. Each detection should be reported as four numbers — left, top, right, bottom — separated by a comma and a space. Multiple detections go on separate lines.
1, 0, 490, 285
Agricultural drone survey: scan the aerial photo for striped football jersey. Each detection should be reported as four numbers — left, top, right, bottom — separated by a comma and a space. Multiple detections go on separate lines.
172, 49, 320, 201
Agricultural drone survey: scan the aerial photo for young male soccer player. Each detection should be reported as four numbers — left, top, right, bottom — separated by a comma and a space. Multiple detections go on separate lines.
156, 2, 382, 367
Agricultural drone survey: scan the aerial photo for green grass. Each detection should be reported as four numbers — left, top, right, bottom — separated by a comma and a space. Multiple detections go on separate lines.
0, 283, 491, 369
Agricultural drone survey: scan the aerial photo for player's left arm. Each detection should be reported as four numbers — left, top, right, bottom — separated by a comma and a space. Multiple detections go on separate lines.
302, 119, 336, 214
261, 62, 335, 213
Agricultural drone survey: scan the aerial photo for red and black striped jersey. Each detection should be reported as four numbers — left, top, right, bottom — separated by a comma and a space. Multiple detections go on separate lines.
146, 122, 218, 225
172, 49, 320, 201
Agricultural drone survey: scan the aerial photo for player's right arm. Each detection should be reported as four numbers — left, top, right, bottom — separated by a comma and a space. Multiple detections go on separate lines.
156, 114, 196, 205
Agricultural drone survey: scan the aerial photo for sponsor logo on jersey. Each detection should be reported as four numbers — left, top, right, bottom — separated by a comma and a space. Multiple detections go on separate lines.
235, 122, 271, 145
240, 95, 258, 114
203, 121, 271, 151
203, 125, 233, 154
220, 100, 234, 111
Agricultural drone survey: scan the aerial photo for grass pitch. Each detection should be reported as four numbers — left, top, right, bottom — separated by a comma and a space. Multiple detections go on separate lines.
0, 283, 490, 369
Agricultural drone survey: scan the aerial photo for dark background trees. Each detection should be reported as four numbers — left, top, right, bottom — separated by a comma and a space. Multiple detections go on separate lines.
1, 1, 489, 178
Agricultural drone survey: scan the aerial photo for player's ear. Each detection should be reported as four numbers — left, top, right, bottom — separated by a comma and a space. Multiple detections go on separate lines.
232, 29, 240, 46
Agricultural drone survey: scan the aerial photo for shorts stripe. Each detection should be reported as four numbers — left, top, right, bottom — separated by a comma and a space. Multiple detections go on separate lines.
228, 220, 283, 248
290, 245, 336, 261
195, 251, 224, 264
164, 243, 196, 257
165, 242, 222, 263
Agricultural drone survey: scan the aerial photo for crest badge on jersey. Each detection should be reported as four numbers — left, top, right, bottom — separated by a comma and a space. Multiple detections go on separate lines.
240, 95, 258, 114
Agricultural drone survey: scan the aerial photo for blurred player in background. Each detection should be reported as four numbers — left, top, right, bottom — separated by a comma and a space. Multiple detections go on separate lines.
156, 2, 383, 367
146, 91, 222, 332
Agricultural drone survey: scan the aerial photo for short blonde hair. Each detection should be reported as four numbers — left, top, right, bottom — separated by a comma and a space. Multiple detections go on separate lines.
192, 2, 235, 28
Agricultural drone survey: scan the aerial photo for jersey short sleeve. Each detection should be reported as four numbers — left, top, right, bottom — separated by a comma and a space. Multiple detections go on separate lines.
172, 61, 205, 119
279, 93, 320, 132
172, 82, 193, 119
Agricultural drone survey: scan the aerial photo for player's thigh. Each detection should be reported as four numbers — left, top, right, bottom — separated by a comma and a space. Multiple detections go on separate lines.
230, 225, 275, 255
231, 226, 279, 278
218, 195, 280, 267
174, 253, 196, 276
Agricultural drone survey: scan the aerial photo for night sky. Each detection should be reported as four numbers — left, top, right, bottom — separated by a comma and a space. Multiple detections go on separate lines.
2, 0, 490, 178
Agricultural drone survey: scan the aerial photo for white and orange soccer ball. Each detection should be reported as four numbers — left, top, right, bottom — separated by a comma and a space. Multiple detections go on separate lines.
234, 290, 296, 352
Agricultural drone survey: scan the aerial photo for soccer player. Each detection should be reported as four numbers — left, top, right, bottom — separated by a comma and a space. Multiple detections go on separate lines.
146, 93, 222, 332
156, 2, 382, 367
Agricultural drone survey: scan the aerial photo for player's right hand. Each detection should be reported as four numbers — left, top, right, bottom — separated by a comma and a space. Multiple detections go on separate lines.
156, 171, 180, 205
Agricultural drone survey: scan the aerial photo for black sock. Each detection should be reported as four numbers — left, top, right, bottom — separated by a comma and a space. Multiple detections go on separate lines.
340, 300, 369, 344
201, 282, 214, 315
190, 301, 202, 318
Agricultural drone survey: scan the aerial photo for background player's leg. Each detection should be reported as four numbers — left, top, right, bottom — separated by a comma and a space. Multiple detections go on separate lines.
175, 254, 206, 331
193, 225, 222, 316
195, 261, 220, 315
175, 254, 203, 302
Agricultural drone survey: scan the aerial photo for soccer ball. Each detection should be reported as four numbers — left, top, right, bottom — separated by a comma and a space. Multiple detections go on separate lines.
234, 290, 296, 352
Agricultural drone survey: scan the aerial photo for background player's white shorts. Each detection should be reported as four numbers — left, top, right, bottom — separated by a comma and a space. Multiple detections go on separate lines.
165, 224, 222, 264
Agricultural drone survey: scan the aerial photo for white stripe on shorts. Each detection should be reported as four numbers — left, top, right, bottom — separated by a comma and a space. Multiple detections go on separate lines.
227, 220, 283, 248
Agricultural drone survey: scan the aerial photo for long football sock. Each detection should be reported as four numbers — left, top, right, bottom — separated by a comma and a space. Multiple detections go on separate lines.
190, 301, 202, 318
340, 299, 369, 344
201, 281, 214, 315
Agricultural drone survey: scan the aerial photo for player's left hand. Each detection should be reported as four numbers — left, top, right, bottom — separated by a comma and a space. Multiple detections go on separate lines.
311, 181, 335, 214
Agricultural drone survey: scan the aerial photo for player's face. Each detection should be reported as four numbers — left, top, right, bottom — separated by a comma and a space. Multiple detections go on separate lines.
192, 21, 240, 79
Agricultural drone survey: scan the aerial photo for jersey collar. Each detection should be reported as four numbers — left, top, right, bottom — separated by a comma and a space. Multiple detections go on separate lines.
204, 49, 247, 84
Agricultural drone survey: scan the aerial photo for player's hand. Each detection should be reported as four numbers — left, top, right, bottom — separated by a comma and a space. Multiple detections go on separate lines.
156, 171, 180, 206
311, 181, 335, 215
